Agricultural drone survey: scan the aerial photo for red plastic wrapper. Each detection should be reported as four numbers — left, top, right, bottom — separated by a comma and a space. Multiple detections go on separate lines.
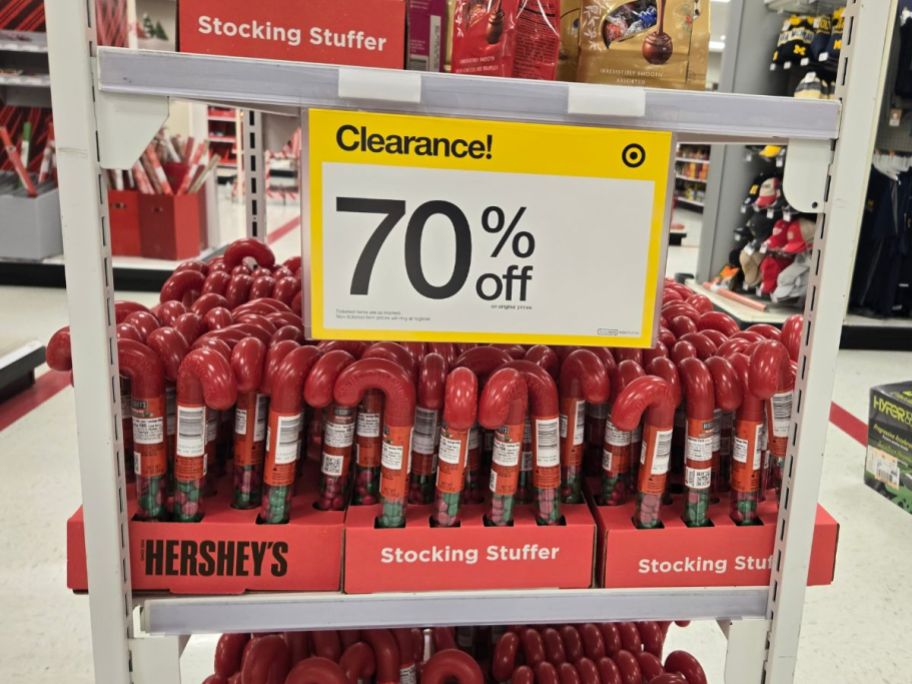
514, 0, 561, 80
452, 0, 520, 77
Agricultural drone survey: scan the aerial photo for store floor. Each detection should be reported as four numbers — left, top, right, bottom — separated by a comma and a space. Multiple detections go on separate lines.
0, 204, 909, 683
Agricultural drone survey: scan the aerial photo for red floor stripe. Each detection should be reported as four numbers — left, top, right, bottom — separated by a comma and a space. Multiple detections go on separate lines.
829, 401, 868, 447
0, 370, 71, 432
266, 216, 301, 245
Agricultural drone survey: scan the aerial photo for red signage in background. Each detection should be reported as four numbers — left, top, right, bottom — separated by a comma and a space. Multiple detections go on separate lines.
178, 0, 407, 69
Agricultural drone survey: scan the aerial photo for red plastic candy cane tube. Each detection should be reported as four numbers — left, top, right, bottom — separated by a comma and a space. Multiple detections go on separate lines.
455, 346, 512, 502
506, 360, 561, 525
434, 367, 479, 527
340, 642, 376, 684
174, 347, 237, 521
410, 353, 448, 504
334, 359, 417, 528
696, 310, 739, 337
704, 357, 742, 496
612, 377, 677, 529
224, 237, 276, 271
780, 314, 803, 362
525, 345, 560, 379
749, 340, 794, 495
559, 350, 609, 503
600, 360, 645, 505
364, 629, 400, 684
160, 269, 205, 306
725, 353, 764, 525
677, 358, 715, 527
229, 337, 268, 509
118, 339, 167, 520
645, 356, 682, 499
305, 350, 357, 511
285, 657, 347, 684
584, 348, 616, 477
422, 649, 484, 684
259, 346, 321, 524
480, 368, 528, 527
146, 327, 189, 499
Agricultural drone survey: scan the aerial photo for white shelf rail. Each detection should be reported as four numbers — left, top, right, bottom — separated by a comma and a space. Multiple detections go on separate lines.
45, 0, 895, 682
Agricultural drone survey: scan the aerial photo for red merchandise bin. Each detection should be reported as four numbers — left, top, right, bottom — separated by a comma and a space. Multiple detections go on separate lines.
107, 189, 142, 256
138, 192, 207, 261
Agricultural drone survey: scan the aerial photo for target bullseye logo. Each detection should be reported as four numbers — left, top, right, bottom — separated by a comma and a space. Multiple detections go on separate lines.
622, 143, 646, 169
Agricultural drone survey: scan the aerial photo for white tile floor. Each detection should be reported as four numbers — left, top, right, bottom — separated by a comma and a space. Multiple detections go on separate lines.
0, 202, 910, 683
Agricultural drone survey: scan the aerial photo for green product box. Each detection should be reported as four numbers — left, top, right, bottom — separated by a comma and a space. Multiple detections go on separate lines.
864, 382, 912, 513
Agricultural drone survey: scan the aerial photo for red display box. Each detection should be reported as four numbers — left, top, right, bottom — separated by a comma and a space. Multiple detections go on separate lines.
67, 478, 344, 594
343, 502, 596, 594
138, 192, 206, 261
585, 479, 838, 589
108, 189, 142, 256
178, 0, 407, 69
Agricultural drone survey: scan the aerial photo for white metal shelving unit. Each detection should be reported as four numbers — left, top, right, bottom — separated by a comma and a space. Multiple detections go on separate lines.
45, 0, 894, 681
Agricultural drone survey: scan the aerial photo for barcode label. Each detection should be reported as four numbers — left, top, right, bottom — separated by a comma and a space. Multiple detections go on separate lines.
469, 426, 480, 450
867, 447, 900, 487
254, 394, 268, 441
166, 386, 176, 436
711, 409, 722, 451
588, 402, 608, 419
733, 425, 761, 468
324, 420, 355, 448
685, 435, 713, 462
414, 407, 439, 436
400, 665, 417, 684
206, 410, 219, 442
492, 439, 520, 467
412, 431, 436, 455
177, 406, 205, 456
771, 392, 792, 437
235, 407, 249, 435
357, 411, 381, 438
438, 436, 463, 465
561, 402, 585, 445
382, 441, 404, 470
535, 418, 560, 467
489, 469, 498, 492
274, 413, 302, 465
646, 429, 673, 475
606, 421, 631, 446
321, 453, 344, 477
601, 449, 612, 471
408, 55, 429, 71
429, 15, 442, 71
685, 466, 712, 489
133, 414, 163, 445
134, 451, 142, 475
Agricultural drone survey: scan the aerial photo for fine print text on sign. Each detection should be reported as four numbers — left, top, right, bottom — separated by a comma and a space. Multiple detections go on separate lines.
308, 109, 673, 347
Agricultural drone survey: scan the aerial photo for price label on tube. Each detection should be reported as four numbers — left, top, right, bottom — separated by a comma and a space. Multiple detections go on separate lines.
307, 108, 673, 346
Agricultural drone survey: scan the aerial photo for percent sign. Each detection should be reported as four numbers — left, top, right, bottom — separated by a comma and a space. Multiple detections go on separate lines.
338, 197, 534, 302
477, 205, 535, 302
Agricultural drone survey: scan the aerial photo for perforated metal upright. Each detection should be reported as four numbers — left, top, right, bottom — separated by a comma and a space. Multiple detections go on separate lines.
44, 0, 895, 681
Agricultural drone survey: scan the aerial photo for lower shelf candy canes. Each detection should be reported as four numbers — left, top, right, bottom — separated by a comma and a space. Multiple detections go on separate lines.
118, 339, 167, 520
260, 345, 321, 524
174, 347, 237, 522
725, 352, 764, 525
433, 367, 479, 527
228, 337, 267, 509
507, 360, 561, 526
559, 350, 609, 503
305, 350, 358, 511
410, 353, 447, 504
479, 367, 528, 527
335, 358, 417, 528
612, 376, 677, 529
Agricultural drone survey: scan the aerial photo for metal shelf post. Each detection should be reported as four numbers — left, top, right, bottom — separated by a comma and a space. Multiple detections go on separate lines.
44, 0, 133, 681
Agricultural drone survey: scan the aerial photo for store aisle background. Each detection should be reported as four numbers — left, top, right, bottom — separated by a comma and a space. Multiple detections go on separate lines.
0, 201, 909, 683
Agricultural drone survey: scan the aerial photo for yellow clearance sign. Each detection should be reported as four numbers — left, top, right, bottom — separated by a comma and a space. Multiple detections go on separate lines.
309, 108, 673, 347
